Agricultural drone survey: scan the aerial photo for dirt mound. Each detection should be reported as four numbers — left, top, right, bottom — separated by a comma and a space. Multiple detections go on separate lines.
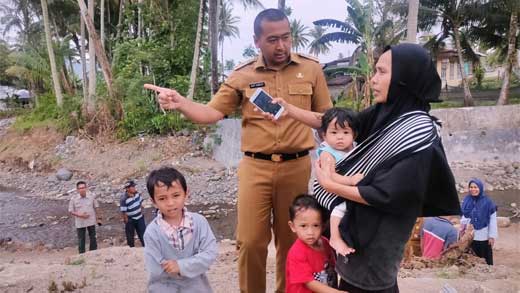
0, 126, 63, 172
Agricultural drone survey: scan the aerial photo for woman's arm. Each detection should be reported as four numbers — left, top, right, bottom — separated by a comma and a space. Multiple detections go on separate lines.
314, 160, 368, 205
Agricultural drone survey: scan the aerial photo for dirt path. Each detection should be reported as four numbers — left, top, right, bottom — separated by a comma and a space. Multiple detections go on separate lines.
1, 224, 519, 292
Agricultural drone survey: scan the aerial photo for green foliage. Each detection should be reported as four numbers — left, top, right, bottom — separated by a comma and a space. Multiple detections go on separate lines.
0, 41, 14, 85
14, 93, 82, 133
473, 65, 485, 88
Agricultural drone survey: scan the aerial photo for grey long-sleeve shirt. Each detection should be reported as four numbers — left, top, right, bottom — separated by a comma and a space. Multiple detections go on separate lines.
144, 212, 218, 293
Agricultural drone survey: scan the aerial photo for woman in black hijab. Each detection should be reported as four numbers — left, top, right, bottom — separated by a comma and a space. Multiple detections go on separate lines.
314, 43, 461, 292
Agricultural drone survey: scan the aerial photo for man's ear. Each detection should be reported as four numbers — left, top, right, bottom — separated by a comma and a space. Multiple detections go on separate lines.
288, 221, 296, 233
253, 35, 260, 49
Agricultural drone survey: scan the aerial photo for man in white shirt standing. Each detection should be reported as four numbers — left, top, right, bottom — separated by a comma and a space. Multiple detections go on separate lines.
68, 181, 101, 254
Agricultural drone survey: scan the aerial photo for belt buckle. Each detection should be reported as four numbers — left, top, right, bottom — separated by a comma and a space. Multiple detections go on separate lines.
271, 154, 282, 162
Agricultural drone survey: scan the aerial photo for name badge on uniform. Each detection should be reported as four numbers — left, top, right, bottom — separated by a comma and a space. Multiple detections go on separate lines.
249, 81, 266, 88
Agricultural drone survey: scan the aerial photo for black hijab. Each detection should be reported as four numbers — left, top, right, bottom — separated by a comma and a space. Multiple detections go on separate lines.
357, 43, 442, 142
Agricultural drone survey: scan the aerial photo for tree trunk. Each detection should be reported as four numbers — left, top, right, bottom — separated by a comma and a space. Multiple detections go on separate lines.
187, 0, 205, 100
87, 0, 97, 115
221, 40, 224, 81
41, 0, 64, 107
209, 0, 219, 94
60, 62, 74, 95
452, 24, 474, 106
138, 0, 143, 38
80, 17, 88, 102
116, 0, 125, 40
406, 0, 419, 43
278, 0, 285, 10
101, 0, 105, 48
497, 10, 518, 105
78, 0, 114, 99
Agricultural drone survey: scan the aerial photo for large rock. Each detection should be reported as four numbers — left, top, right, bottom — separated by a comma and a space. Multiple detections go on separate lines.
56, 168, 73, 181
497, 216, 511, 228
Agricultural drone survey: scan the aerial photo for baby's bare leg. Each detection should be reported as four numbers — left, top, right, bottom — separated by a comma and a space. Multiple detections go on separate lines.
329, 215, 355, 256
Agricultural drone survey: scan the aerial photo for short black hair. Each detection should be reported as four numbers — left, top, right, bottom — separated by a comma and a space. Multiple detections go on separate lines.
146, 167, 187, 200
254, 8, 289, 37
76, 181, 86, 188
289, 194, 323, 221
320, 107, 359, 136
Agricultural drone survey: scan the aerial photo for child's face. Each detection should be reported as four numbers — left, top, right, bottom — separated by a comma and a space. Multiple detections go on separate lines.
152, 180, 188, 221
288, 208, 323, 248
323, 118, 355, 152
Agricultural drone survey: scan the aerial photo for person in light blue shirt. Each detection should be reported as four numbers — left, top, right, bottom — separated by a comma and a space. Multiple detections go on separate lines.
461, 178, 498, 265
144, 167, 218, 292
316, 108, 364, 257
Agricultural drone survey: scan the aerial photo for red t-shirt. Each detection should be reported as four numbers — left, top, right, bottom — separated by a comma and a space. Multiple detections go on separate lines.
286, 237, 337, 293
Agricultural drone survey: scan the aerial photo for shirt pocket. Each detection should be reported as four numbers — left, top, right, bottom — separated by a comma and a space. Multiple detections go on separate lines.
288, 83, 312, 109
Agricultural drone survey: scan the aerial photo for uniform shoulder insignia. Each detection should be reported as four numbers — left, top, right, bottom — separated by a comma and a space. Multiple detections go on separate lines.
233, 57, 257, 71
297, 53, 320, 63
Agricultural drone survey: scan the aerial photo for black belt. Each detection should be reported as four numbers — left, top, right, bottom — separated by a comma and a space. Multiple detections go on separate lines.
244, 150, 309, 162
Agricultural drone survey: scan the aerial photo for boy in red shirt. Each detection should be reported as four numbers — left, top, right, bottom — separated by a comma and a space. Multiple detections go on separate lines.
286, 194, 346, 293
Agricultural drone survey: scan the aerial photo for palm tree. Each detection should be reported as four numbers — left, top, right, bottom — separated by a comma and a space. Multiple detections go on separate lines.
406, 0, 419, 43
40, 0, 63, 107
209, 0, 218, 94
187, 0, 206, 100
278, 0, 284, 10
470, 0, 519, 105
290, 19, 309, 52
308, 25, 330, 56
242, 44, 257, 58
219, 1, 240, 78
235, 0, 263, 9
497, 2, 518, 105
0, 0, 38, 46
421, 0, 477, 106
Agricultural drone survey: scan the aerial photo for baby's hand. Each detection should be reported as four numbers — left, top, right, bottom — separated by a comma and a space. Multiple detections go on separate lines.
350, 173, 364, 185
161, 260, 180, 276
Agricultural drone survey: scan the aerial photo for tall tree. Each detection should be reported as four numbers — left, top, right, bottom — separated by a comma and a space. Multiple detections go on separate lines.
218, 0, 239, 78
0, 0, 38, 46
406, 0, 419, 43
209, 0, 218, 94
290, 19, 309, 51
422, 0, 478, 106
242, 44, 257, 58
80, 16, 87, 101
497, 2, 518, 105
278, 0, 285, 10
40, 0, 63, 107
472, 0, 520, 105
187, 0, 206, 100
77, 0, 113, 99
308, 25, 330, 56
87, 0, 96, 114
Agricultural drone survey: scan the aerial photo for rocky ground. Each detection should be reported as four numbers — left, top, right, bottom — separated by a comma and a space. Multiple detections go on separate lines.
0, 118, 519, 292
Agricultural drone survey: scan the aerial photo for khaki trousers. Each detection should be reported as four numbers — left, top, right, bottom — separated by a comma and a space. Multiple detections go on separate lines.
237, 155, 311, 293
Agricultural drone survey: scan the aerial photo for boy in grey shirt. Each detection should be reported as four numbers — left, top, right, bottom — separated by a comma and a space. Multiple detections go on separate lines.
144, 167, 218, 292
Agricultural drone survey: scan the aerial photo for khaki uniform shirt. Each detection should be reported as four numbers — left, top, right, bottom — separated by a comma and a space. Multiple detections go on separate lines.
208, 53, 332, 153
68, 192, 99, 228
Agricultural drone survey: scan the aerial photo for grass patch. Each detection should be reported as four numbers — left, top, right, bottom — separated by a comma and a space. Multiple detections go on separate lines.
68, 257, 85, 266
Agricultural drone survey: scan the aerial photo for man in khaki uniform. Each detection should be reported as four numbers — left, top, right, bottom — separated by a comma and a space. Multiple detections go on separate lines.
145, 9, 332, 292
69, 181, 101, 254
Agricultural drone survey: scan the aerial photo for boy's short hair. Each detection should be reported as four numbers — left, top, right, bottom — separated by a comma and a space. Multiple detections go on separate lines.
289, 194, 323, 221
254, 8, 288, 37
76, 181, 87, 188
146, 167, 187, 200
319, 107, 359, 136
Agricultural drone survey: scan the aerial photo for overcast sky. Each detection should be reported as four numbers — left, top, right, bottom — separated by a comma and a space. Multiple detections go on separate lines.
223, 0, 357, 65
